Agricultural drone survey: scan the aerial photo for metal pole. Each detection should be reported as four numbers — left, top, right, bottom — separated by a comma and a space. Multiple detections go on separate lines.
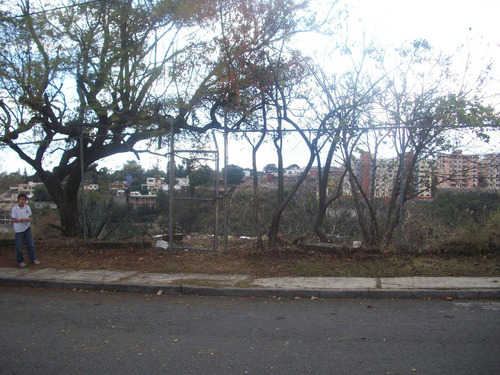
79, 136, 87, 240
213, 131, 219, 254
223, 108, 228, 254
168, 125, 175, 252
397, 129, 406, 255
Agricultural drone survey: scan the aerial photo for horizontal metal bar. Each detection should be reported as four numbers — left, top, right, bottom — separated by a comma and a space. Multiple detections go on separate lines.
174, 197, 215, 201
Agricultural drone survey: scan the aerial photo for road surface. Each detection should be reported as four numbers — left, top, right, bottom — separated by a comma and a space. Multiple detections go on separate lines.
1, 287, 499, 374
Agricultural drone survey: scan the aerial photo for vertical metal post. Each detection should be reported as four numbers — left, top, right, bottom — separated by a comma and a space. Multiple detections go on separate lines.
79, 136, 87, 240
168, 125, 175, 252
397, 129, 406, 255
223, 108, 228, 254
213, 131, 219, 254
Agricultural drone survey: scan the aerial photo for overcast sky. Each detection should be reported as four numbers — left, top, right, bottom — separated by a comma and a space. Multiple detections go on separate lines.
348, 0, 499, 89
225, 0, 500, 170
345, 0, 499, 49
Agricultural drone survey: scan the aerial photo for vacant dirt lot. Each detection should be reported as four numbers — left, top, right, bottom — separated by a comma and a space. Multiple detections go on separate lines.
1, 236, 499, 278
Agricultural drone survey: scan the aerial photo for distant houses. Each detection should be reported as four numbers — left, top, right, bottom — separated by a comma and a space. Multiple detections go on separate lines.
9, 181, 44, 199
129, 176, 190, 208
1, 151, 498, 207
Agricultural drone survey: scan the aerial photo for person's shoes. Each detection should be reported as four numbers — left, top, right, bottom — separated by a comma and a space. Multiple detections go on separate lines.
31, 260, 40, 265
18, 262, 26, 267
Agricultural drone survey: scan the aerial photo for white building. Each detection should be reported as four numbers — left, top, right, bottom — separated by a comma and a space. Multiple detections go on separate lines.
162, 176, 190, 192
142, 177, 165, 194
84, 184, 99, 190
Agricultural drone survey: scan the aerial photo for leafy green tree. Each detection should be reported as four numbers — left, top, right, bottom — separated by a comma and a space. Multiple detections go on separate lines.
156, 189, 168, 213
264, 164, 278, 174
176, 160, 191, 178
32, 185, 52, 202
145, 165, 167, 181
223, 164, 245, 185
0, 171, 23, 194
0, 0, 218, 236
112, 161, 145, 191
189, 165, 214, 187
433, 190, 500, 227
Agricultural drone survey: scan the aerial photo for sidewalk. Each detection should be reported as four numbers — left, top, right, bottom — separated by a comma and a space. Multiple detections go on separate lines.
0, 267, 499, 299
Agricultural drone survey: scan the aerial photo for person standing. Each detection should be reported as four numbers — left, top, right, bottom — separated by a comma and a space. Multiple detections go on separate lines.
11, 193, 40, 267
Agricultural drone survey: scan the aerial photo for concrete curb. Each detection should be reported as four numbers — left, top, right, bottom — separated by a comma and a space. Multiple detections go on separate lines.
1, 277, 499, 299
180, 285, 500, 299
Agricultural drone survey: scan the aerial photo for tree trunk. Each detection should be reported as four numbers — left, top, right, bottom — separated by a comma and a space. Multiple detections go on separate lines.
314, 151, 330, 243
58, 199, 81, 237
268, 138, 284, 248
314, 209, 329, 242
39, 168, 82, 238
252, 148, 264, 250
313, 127, 344, 242
250, 96, 267, 250
268, 211, 281, 249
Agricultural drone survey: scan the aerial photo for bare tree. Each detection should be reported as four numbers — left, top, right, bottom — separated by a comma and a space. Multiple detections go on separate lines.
306, 42, 383, 242
344, 40, 499, 250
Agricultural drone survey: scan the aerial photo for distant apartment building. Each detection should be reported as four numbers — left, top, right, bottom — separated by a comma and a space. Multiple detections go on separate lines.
437, 151, 479, 189
344, 152, 399, 199
357, 152, 372, 196
413, 159, 435, 198
344, 153, 435, 199
372, 157, 399, 198
480, 153, 500, 189
284, 165, 303, 176
129, 176, 191, 208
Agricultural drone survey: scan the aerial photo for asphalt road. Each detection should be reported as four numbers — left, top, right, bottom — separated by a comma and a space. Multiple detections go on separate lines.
1, 287, 499, 375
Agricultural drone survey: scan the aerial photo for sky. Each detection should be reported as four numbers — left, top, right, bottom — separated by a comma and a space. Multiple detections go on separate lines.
347, 0, 499, 49
224, 0, 500, 170
317, 0, 500, 101
1, 0, 499, 175
346, 0, 500, 90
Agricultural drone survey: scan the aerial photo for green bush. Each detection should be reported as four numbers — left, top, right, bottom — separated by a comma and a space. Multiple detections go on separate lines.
432, 190, 500, 227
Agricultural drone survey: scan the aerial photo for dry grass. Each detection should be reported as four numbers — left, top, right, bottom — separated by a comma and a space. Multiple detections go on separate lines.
1, 236, 499, 278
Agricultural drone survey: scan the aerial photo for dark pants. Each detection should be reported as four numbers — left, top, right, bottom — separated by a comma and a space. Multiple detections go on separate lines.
15, 227, 36, 264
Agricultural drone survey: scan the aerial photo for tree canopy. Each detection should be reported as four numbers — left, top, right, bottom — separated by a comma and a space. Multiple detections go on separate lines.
223, 164, 245, 185
0, 0, 219, 235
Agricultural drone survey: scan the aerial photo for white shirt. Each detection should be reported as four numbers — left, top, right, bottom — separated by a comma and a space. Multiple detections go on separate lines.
11, 204, 32, 233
